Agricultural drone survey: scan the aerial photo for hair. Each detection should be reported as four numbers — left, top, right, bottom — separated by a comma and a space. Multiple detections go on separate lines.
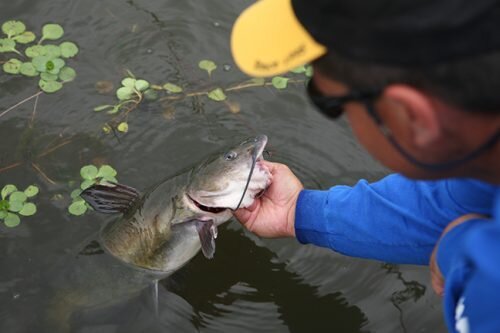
313, 51, 500, 115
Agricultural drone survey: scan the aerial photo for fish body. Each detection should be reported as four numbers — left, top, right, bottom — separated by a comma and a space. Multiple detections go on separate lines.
42, 135, 271, 331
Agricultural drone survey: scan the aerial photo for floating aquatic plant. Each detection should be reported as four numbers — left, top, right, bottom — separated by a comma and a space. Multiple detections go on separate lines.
0, 20, 78, 93
94, 61, 312, 134
68, 164, 118, 216
0, 184, 39, 227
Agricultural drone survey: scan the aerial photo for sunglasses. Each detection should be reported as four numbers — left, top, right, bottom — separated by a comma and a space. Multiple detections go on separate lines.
306, 78, 381, 120
305, 77, 500, 171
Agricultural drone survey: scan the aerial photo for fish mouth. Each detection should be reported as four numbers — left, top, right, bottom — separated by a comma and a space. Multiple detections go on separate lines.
187, 194, 228, 214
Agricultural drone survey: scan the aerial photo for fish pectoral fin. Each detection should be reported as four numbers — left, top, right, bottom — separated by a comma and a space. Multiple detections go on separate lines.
80, 182, 141, 214
195, 220, 217, 259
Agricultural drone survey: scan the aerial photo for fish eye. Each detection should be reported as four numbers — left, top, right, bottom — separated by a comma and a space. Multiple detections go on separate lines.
224, 151, 237, 161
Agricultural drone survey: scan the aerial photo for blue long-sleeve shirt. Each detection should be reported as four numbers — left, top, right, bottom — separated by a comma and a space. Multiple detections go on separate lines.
295, 174, 499, 333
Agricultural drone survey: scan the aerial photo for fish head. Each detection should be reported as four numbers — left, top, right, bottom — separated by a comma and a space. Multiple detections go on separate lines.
186, 135, 272, 216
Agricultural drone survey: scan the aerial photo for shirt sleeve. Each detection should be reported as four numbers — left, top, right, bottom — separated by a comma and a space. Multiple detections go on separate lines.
437, 216, 500, 333
294, 173, 496, 264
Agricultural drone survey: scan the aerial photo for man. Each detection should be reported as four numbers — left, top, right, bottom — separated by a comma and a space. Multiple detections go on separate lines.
230, 0, 500, 332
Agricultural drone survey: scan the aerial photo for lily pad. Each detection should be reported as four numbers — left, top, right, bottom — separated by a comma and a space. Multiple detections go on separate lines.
25, 45, 46, 58
13, 31, 36, 44
305, 65, 313, 77
80, 165, 98, 180
2, 20, 25, 37
0, 211, 7, 219
4, 213, 20, 227
207, 88, 226, 101
134, 79, 149, 92
116, 86, 134, 101
20, 62, 38, 77
143, 89, 158, 101
97, 165, 117, 179
290, 65, 306, 74
2, 185, 17, 199
121, 78, 136, 88
10, 191, 27, 203
59, 66, 76, 82
0, 38, 16, 53
70, 189, 82, 199
163, 83, 183, 93
80, 179, 96, 190
117, 122, 129, 133
271, 76, 289, 89
39, 79, 63, 93
199, 60, 217, 76
68, 200, 87, 216
8, 200, 23, 212
60, 41, 78, 58
41, 23, 64, 41
19, 203, 36, 216
46, 58, 65, 75
43, 45, 61, 58
3, 58, 22, 74
24, 185, 39, 197
40, 72, 58, 81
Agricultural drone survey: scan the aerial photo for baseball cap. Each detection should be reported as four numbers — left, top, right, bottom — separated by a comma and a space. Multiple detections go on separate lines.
231, 0, 500, 77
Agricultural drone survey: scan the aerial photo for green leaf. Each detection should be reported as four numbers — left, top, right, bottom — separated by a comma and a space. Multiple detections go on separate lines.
20, 62, 38, 77
198, 60, 217, 76
3, 58, 22, 74
19, 203, 36, 216
135, 79, 149, 92
97, 165, 117, 179
9, 191, 27, 203
68, 201, 87, 216
8, 201, 23, 212
46, 58, 65, 75
305, 65, 313, 77
0, 210, 7, 219
163, 83, 183, 93
80, 165, 98, 180
32, 56, 50, 72
102, 124, 112, 134
116, 86, 134, 101
24, 185, 39, 197
2, 185, 17, 199
101, 176, 118, 184
42, 45, 61, 58
40, 72, 58, 81
39, 79, 63, 93
143, 89, 158, 101
59, 66, 76, 82
25, 45, 46, 58
271, 76, 289, 89
12, 31, 35, 44
70, 189, 82, 199
121, 78, 136, 88
4, 213, 20, 227
250, 77, 265, 86
0, 38, 16, 53
60, 41, 78, 58
93, 104, 115, 112
2, 21, 26, 37
80, 179, 96, 190
207, 88, 226, 101
107, 104, 122, 114
117, 122, 129, 133
41, 23, 64, 41
0, 200, 8, 212
290, 65, 306, 74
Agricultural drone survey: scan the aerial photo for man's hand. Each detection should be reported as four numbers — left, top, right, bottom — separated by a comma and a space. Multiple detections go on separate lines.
430, 213, 488, 296
234, 161, 303, 238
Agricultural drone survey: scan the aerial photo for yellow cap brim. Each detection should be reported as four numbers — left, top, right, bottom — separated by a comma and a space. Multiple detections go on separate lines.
231, 0, 327, 77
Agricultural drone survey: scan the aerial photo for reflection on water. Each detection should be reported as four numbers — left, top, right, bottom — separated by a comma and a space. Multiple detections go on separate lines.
0, 0, 445, 332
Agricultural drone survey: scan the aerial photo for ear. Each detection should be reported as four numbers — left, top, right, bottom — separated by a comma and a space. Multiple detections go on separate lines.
384, 85, 441, 147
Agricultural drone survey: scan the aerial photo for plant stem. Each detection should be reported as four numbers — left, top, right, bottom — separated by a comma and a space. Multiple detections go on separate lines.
31, 163, 56, 185
0, 91, 43, 120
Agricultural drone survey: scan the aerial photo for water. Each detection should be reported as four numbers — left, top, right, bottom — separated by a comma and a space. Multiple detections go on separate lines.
0, 0, 445, 332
